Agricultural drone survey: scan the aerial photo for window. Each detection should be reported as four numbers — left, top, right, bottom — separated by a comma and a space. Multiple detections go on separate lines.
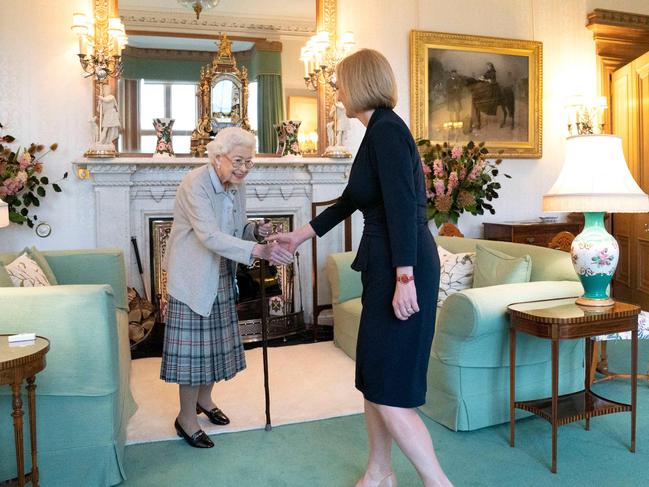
248, 81, 258, 150
139, 80, 197, 154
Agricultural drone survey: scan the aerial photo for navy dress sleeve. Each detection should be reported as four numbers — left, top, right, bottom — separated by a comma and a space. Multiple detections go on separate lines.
369, 121, 418, 268
309, 186, 357, 237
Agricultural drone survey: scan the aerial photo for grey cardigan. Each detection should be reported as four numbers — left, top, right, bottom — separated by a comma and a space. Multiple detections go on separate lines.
164, 165, 257, 317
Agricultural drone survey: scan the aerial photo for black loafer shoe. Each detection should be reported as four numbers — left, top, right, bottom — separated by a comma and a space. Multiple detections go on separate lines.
196, 403, 230, 425
174, 419, 214, 448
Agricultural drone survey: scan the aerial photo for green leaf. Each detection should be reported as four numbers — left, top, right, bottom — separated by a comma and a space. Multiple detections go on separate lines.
27, 219, 34, 228
40, 176, 49, 184
63, 172, 68, 179
9, 211, 25, 223
52, 183, 61, 192
20, 208, 28, 216
37, 186, 46, 197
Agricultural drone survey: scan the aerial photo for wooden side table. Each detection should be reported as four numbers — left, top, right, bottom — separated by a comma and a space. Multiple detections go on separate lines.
0, 335, 50, 487
507, 299, 639, 473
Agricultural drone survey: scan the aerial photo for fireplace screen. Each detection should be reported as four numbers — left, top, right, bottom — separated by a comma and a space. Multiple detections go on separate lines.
149, 215, 304, 342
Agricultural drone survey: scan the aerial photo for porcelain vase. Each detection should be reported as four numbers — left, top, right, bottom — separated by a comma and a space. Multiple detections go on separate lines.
275, 120, 302, 156
571, 212, 618, 306
152, 118, 175, 158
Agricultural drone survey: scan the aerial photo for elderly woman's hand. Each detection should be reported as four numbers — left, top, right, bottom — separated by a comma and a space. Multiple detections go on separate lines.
255, 221, 274, 240
253, 242, 293, 266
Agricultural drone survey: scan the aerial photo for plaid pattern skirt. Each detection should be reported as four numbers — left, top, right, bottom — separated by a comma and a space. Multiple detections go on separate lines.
160, 259, 246, 385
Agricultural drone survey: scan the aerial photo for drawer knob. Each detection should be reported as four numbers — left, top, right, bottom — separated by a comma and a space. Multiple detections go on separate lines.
526, 237, 536, 244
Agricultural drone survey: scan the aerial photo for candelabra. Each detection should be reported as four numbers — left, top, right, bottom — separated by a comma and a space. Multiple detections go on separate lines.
71, 11, 128, 157
71, 13, 127, 82
565, 95, 607, 136
300, 31, 355, 90
300, 31, 355, 158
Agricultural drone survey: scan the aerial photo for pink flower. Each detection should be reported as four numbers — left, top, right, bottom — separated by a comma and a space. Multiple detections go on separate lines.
3, 177, 23, 196
451, 146, 462, 159
18, 152, 32, 170
446, 171, 458, 195
433, 178, 445, 196
459, 167, 467, 180
291, 142, 300, 152
433, 159, 444, 178
468, 160, 484, 181
16, 171, 28, 184
421, 162, 431, 175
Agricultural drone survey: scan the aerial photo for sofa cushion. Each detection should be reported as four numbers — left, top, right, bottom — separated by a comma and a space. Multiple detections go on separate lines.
437, 245, 475, 307
473, 245, 532, 288
0, 266, 12, 287
4, 252, 52, 287
326, 252, 363, 304
26, 246, 59, 285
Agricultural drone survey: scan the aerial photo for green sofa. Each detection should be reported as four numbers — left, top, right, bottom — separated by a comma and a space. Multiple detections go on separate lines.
326, 236, 585, 431
0, 249, 136, 486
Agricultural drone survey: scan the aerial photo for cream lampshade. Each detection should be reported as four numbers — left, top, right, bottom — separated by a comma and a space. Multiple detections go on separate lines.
0, 199, 9, 228
543, 134, 649, 306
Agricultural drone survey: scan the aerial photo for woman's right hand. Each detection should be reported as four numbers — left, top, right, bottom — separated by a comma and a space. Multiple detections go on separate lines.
268, 224, 316, 253
253, 242, 293, 266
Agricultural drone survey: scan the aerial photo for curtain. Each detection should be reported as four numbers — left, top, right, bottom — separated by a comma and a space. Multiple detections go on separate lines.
257, 74, 284, 154
119, 80, 140, 152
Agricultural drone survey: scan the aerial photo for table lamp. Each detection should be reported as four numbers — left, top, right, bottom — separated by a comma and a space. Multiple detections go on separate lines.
0, 199, 9, 228
543, 134, 649, 306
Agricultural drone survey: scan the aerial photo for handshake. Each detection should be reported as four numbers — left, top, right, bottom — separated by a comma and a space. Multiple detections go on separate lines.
252, 221, 306, 267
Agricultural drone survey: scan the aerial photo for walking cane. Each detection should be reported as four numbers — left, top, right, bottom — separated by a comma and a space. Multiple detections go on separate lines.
259, 258, 272, 431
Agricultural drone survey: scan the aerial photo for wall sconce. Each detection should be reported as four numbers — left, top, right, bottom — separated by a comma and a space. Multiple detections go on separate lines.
71, 12, 127, 82
565, 95, 607, 137
300, 31, 355, 91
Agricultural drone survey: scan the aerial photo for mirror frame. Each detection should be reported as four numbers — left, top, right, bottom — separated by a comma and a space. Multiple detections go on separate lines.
96, 0, 336, 157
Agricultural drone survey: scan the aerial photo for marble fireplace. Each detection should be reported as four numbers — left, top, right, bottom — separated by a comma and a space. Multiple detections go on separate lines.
73, 156, 355, 324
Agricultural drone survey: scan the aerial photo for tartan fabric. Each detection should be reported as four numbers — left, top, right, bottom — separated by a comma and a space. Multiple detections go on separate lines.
160, 259, 246, 385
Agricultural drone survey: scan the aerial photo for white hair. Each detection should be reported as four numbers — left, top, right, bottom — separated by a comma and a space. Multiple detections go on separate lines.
206, 127, 256, 161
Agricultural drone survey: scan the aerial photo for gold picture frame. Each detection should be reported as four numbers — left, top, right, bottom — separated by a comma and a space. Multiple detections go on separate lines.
410, 30, 542, 159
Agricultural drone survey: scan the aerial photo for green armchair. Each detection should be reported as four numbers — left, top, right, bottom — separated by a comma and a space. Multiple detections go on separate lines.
0, 249, 136, 486
326, 236, 585, 431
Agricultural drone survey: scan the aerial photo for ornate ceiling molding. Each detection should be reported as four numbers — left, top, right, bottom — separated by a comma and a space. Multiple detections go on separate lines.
120, 8, 315, 37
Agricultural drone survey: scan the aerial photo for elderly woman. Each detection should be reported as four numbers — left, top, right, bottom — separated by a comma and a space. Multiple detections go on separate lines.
161, 127, 292, 449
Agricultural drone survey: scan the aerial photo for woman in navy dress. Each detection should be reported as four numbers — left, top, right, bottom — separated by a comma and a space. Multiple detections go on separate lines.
273, 49, 452, 487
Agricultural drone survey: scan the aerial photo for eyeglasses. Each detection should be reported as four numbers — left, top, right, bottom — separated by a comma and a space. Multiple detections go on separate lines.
222, 154, 254, 170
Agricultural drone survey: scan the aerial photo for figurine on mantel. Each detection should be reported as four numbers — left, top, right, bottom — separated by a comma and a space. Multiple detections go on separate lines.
84, 85, 120, 157
324, 101, 352, 158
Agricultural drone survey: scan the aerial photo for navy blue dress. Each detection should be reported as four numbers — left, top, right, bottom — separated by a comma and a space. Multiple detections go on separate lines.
310, 108, 440, 407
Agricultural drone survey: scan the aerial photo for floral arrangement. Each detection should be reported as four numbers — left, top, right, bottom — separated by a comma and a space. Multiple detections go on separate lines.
418, 140, 509, 228
0, 123, 67, 227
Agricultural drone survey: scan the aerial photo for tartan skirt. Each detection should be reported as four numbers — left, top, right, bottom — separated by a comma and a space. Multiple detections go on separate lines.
160, 259, 246, 385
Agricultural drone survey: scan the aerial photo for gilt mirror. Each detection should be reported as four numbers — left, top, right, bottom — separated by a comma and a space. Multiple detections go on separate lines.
113, 0, 335, 155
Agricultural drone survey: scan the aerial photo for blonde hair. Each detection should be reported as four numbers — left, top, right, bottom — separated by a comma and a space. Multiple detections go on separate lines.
206, 127, 256, 161
336, 49, 397, 113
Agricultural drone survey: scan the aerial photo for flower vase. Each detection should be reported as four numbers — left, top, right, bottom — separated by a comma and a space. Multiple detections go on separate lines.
274, 120, 302, 157
152, 118, 175, 158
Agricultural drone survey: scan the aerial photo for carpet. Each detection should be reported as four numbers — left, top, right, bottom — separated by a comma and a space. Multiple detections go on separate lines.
120, 341, 649, 486
126, 341, 364, 444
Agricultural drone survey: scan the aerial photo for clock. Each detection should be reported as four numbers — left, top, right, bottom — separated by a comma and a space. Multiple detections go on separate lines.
35, 222, 51, 238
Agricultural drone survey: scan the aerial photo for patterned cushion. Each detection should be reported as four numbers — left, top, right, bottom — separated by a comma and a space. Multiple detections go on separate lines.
437, 245, 475, 307
4, 253, 52, 287
594, 310, 649, 341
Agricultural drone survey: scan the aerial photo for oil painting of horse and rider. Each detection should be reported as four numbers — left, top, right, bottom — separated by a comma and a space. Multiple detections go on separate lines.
427, 49, 530, 143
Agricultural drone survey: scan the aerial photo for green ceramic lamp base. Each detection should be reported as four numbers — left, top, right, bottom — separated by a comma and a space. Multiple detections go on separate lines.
571, 212, 619, 307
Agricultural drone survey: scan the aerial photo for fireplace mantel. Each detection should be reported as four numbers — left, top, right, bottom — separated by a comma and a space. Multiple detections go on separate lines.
72, 155, 355, 323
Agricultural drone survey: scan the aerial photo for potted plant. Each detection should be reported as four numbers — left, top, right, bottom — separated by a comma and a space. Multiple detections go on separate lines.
418, 140, 510, 229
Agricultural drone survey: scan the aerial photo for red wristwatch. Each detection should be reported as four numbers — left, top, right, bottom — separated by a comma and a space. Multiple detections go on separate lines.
396, 274, 414, 284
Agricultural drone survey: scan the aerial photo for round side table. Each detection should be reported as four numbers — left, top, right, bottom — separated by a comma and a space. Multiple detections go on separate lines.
0, 335, 50, 487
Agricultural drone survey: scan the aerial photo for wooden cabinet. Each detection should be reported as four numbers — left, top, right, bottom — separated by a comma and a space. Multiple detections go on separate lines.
483, 222, 582, 248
